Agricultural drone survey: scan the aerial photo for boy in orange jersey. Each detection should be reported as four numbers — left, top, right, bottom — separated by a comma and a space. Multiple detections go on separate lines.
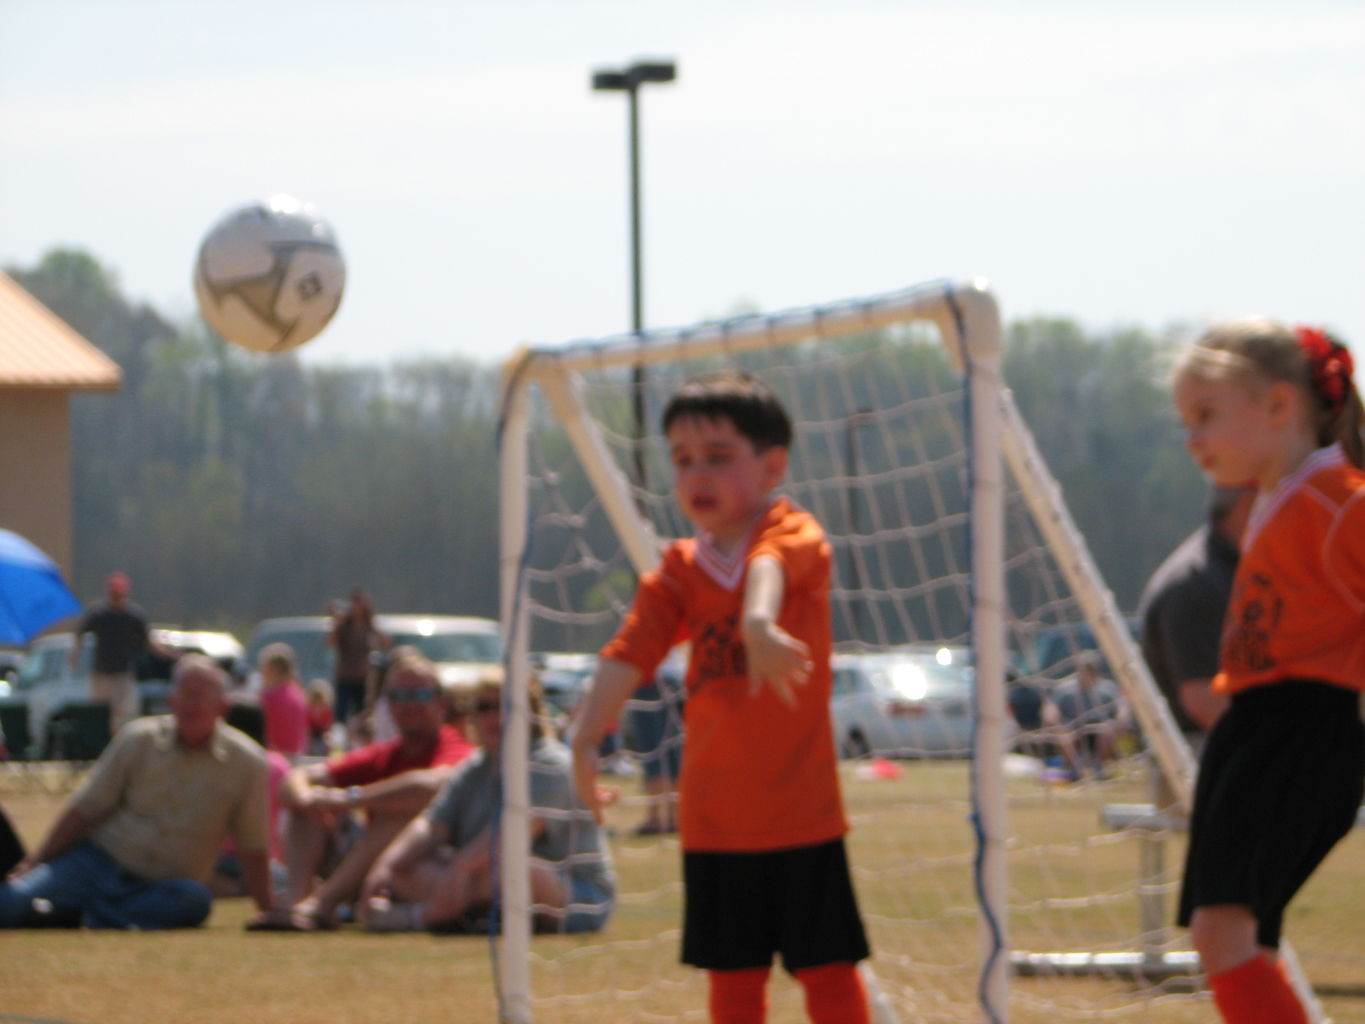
572, 370, 871, 1024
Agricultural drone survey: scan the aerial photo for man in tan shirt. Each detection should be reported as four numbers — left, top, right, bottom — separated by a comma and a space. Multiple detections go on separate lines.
0, 654, 274, 928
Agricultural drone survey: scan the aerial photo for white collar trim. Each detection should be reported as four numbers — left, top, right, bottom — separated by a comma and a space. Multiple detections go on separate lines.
693, 502, 779, 591
1244, 444, 1344, 549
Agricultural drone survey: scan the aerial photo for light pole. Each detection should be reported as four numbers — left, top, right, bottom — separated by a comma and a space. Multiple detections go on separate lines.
591, 59, 676, 491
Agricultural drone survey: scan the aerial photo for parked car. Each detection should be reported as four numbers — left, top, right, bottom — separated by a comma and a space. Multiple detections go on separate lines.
12, 628, 245, 760
830, 646, 988, 759
244, 613, 503, 695
243, 616, 337, 689
380, 614, 502, 690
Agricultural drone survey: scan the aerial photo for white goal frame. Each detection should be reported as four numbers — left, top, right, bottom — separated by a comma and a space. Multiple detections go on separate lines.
493, 278, 1323, 1023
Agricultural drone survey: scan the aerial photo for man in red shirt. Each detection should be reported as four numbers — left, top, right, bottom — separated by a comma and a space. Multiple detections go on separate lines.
260, 651, 474, 930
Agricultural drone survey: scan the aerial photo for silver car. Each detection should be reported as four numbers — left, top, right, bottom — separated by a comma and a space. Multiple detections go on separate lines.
830, 646, 980, 759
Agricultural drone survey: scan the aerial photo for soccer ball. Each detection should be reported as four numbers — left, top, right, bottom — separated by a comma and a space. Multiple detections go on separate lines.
193, 195, 346, 353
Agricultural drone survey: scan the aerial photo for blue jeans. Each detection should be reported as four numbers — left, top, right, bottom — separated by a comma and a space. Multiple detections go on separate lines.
559, 876, 614, 934
0, 840, 212, 929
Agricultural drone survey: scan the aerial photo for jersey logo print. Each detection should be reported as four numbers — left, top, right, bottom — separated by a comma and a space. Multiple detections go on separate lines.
692, 613, 746, 689
1224, 571, 1282, 672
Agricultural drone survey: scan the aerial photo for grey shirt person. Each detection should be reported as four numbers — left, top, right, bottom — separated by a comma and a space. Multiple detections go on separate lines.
1050, 672, 1122, 729
424, 736, 615, 896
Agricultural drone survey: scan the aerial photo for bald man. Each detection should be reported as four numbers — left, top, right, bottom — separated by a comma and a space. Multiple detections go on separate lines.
0, 655, 274, 929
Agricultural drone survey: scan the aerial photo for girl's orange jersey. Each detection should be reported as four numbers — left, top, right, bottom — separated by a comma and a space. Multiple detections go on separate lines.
600, 497, 847, 853
1216, 444, 1365, 695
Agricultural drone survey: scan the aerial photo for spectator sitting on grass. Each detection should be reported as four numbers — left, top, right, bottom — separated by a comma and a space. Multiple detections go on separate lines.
360, 669, 615, 934
1043, 651, 1128, 779
254, 651, 474, 931
0, 655, 274, 929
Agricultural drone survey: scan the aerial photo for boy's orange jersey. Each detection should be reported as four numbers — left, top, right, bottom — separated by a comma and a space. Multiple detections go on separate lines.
1216, 445, 1365, 695
600, 497, 847, 852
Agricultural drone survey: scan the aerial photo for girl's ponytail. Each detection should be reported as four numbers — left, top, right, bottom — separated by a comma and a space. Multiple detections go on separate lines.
1294, 327, 1364, 467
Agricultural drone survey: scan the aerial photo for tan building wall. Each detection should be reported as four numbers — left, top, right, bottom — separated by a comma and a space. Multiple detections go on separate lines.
0, 387, 74, 578
0, 270, 120, 594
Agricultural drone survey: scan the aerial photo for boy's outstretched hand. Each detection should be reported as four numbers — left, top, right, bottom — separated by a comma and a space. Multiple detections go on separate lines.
743, 619, 812, 708
742, 553, 811, 709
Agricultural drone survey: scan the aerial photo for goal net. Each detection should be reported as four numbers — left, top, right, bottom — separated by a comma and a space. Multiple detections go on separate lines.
493, 280, 1329, 1024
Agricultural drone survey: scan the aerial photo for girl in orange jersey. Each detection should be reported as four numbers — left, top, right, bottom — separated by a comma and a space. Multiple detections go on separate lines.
1171, 318, 1365, 1024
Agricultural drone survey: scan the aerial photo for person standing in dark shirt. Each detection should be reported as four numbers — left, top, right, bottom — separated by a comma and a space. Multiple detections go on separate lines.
71, 573, 175, 733
327, 586, 387, 728
1138, 485, 1254, 743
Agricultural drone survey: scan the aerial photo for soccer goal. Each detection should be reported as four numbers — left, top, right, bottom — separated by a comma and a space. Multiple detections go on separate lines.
493, 279, 1329, 1024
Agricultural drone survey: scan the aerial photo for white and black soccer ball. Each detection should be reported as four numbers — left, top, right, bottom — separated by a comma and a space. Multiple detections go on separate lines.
193, 195, 346, 354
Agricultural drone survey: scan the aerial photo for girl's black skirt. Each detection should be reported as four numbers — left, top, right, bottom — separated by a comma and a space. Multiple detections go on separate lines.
1178, 680, 1365, 948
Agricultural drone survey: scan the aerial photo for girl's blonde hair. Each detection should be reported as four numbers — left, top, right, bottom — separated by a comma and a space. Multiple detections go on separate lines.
1174, 316, 1364, 467
258, 641, 297, 677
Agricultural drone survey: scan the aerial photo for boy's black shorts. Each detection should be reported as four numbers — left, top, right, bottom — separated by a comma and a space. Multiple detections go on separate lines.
1178, 680, 1365, 948
682, 838, 870, 972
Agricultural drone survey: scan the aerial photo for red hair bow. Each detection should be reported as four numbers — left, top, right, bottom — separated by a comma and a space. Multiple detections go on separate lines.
1295, 325, 1355, 415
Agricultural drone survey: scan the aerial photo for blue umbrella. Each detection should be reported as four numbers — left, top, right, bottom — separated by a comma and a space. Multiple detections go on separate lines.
0, 529, 82, 645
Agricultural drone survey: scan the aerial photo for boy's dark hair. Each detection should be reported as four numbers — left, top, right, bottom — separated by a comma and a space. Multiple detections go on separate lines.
661, 370, 793, 451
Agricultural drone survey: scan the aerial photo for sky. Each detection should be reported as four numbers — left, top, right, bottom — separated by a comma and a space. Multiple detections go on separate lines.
2, 0, 1363, 369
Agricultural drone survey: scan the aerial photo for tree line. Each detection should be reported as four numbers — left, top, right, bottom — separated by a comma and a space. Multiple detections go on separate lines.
10, 249, 1207, 643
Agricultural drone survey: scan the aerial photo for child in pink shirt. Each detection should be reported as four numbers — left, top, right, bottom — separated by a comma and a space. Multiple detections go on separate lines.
259, 643, 309, 759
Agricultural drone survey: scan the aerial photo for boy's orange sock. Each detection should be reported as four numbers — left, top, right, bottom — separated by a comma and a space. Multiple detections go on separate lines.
1207, 953, 1308, 1024
794, 962, 870, 1024
708, 966, 770, 1024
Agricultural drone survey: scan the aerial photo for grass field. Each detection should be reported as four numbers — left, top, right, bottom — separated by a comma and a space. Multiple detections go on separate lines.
2, 759, 1362, 1024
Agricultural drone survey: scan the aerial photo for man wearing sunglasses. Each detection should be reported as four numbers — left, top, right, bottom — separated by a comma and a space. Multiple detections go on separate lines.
253, 651, 474, 931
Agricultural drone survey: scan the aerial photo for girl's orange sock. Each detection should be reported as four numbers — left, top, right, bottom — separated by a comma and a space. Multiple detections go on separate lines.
708, 966, 770, 1024
1207, 953, 1308, 1024
794, 962, 870, 1024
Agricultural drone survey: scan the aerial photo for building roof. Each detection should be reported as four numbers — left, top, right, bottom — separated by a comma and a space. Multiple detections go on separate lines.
0, 270, 121, 390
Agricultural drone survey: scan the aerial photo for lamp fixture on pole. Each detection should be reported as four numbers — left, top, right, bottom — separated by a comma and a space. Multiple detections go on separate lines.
591, 59, 677, 491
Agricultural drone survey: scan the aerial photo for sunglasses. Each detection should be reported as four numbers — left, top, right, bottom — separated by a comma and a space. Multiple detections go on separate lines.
389, 686, 440, 705
474, 699, 501, 715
